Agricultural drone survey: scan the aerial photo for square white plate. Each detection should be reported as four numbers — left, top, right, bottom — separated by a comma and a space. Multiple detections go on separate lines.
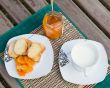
4, 34, 54, 79
59, 39, 108, 85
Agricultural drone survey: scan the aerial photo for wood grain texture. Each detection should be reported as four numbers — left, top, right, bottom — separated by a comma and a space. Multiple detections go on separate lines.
0, 73, 11, 88
0, 11, 13, 35
0, 64, 20, 88
0, 82, 5, 88
0, 0, 31, 23
101, 0, 110, 10
74, 0, 110, 37
0, 0, 47, 88
23, 0, 48, 11
54, 0, 110, 60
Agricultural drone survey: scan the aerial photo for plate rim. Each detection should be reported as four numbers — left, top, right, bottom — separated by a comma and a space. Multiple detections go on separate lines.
4, 34, 54, 79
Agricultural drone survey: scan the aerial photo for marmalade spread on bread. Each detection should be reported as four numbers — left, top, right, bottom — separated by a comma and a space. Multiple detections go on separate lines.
8, 38, 45, 76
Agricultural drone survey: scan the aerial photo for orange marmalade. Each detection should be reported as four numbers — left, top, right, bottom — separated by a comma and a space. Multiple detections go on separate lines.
43, 11, 64, 39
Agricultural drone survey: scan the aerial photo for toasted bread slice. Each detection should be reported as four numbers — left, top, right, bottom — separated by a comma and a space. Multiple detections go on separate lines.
39, 43, 45, 53
28, 43, 41, 59
33, 54, 41, 62
14, 38, 28, 55
22, 37, 32, 48
22, 38, 32, 55
26, 39, 32, 48
8, 40, 18, 58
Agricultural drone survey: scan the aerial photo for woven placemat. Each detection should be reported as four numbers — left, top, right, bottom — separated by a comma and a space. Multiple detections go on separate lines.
20, 15, 83, 88
20, 16, 110, 88
0, 3, 110, 88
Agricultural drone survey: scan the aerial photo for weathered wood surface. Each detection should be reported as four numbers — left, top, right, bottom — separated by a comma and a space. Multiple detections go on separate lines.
24, 0, 48, 11
74, 0, 110, 37
0, 82, 5, 88
0, 0, 110, 87
0, 73, 11, 88
0, 0, 31, 23
0, 64, 20, 88
55, 0, 110, 60
101, 0, 110, 10
0, 11, 13, 34
0, 0, 48, 88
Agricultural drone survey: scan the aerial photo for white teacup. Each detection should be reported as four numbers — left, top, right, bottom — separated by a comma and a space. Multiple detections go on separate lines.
70, 41, 99, 77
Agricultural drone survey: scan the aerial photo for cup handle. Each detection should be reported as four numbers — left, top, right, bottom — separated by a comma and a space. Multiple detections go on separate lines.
83, 68, 87, 77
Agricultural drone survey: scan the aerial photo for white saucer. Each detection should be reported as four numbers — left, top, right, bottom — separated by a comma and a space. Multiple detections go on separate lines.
4, 34, 54, 79
59, 39, 108, 85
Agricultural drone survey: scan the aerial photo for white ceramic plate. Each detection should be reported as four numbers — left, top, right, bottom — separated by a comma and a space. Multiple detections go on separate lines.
59, 39, 108, 85
4, 34, 54, 79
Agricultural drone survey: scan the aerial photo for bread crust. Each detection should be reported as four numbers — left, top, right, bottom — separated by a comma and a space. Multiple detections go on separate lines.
8, 40, 18, 58
33, 55, 41, 62
14, 38, 28, 55
22, 38, 32, 55
28, 43, 41, 59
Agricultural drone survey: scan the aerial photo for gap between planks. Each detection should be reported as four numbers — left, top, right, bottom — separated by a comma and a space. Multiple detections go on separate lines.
0, 11, 13, 35
54, 0, 110, 60
0, 5, 17, 26
100, 0, 110, 11
0, 82, 5, 88
22, 0, 48, 12
0, 0, 31, 23
73, 0, 110, 38
0, 73, 11, 88
0, 0, 48, 88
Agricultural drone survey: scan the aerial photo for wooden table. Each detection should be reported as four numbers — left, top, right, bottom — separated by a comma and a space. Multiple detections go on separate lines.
0, 0, 110, 88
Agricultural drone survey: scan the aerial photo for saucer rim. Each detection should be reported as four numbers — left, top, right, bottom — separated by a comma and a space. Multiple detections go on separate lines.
59, 39, 108, 84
